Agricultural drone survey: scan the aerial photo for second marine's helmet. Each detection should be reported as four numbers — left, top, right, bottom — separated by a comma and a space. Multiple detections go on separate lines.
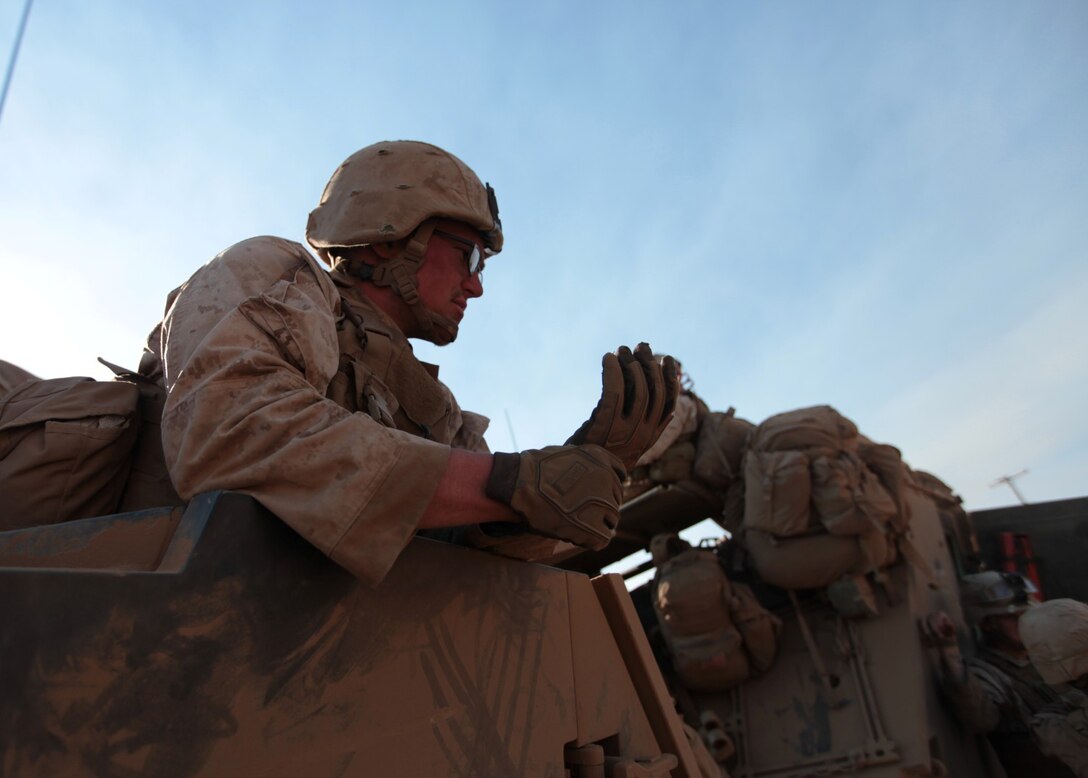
959, 570, 1036, 624
306, 140, 502, 344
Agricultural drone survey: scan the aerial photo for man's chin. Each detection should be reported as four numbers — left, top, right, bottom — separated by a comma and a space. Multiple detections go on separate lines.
423, 315, 459, 346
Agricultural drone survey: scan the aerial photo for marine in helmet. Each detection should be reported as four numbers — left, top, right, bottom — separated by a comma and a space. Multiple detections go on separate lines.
924, 571, 1074, 776
306, 142, 505, 348
134, 140, 677, 585
1020, 599, 1088, 776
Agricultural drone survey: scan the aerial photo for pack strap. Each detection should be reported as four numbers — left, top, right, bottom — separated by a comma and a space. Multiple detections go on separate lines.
787, 590, 844, 707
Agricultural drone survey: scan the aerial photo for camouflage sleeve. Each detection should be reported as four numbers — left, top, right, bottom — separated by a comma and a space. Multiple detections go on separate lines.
0, 359, 39, 395
158, 237, 450, 587
1032, 707, 1088, 777
450, 410, 491, 453
940, 658, 1017, 734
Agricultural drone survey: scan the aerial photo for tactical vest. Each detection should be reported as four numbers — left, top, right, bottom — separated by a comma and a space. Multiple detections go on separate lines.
325, 284, 460, 445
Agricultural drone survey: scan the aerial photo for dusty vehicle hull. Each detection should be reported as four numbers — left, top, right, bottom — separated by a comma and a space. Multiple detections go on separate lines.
0, 492, 698, 777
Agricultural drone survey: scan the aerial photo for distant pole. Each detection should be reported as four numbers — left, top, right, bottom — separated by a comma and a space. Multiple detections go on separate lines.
0, 0, 35, 129
991, 469, 1029, 505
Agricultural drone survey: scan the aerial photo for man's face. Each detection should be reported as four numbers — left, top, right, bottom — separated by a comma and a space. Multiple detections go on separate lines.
983, 613, 1025, 649
416, 219, 486, 330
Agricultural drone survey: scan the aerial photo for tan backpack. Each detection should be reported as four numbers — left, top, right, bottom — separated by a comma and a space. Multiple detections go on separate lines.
0, 377, 141, 530
748, 405, 858, 456
739, 406, 910, 588
742, 406, 860, 538
810, 451, 898, 536
652, 535, 781, 691
743, 449, 812, 536
743, 526, 896, 590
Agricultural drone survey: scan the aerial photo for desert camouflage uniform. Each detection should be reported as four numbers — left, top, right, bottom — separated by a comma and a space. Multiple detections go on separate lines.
1033, 690, 1088, 777
140, 236, 496, 586
0, 359, 38, 395
943, 646, 1073, 776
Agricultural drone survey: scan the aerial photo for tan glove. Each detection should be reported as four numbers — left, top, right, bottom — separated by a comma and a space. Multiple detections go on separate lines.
567, 342, 679, 471
486, 445, 626, 551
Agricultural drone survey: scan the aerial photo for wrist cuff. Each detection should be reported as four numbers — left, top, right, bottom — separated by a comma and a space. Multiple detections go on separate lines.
486, 452, 521, 506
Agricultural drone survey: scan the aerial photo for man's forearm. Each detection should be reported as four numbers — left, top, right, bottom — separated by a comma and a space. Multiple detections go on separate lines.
417, 449, 519, 529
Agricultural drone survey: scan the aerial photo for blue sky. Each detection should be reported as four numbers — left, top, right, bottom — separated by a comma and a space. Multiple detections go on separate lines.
1, 0, 1085, 520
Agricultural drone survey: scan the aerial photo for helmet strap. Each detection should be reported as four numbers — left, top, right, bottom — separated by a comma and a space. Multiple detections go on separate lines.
342, 219, 461, 345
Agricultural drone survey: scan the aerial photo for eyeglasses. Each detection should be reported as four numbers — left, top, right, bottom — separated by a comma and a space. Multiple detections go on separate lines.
433, 229, 486, 277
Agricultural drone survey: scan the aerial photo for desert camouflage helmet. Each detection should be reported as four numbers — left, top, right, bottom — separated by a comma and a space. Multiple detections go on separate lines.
1020, 598, 1088, 686
306, 140, 502, 255
959, 570, 1036, 623
305, 141, 502, 346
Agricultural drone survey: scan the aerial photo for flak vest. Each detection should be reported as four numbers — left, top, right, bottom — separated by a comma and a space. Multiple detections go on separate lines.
325, 284, 459, 446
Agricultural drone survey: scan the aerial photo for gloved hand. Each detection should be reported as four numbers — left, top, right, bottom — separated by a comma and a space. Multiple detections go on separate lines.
486, 445, 626, 551
567, 343, 679, 471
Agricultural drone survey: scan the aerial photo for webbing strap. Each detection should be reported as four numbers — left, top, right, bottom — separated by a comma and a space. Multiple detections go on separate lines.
330, 220, 460, 344
397, 220, 438, 338
787, 590, 843, 707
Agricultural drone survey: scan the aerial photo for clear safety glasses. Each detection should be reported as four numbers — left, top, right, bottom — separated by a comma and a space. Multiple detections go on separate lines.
433, 229, 486, 276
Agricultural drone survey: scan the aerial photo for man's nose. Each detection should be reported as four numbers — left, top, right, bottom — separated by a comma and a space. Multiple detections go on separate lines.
463, 272, 483, 298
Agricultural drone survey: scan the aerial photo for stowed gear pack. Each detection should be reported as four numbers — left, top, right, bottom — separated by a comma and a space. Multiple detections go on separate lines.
306, 140, 502, 346
651, 533, 781, 692
0, 363, 182, 531
740, 405, 912, 589
0, 376, 140, 530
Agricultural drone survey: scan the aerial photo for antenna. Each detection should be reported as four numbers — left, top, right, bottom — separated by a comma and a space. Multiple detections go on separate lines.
0, 0, 35, 129
990, 469, 1029, 505
503, 408, 518, 451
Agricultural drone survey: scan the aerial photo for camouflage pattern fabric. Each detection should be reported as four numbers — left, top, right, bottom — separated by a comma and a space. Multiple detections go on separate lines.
0, 359, 39, 395
1033, 692, 1088, 777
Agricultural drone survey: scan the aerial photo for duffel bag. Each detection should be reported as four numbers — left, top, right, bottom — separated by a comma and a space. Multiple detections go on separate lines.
0, 377, 140, 530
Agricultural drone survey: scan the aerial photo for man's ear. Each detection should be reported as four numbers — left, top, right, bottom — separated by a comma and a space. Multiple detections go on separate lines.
370, 240, 405, 261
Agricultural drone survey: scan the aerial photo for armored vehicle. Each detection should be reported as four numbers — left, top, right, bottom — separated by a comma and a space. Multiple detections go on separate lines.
3, 400, 1081, 777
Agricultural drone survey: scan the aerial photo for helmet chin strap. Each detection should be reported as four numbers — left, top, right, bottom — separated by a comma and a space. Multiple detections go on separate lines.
338, 219, 461, 345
